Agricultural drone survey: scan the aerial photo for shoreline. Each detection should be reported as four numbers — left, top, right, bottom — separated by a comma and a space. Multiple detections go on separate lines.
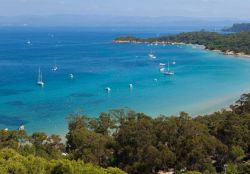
113, 40, 250, 58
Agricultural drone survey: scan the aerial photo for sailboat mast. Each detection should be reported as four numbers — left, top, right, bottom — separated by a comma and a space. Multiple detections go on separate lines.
38, 68, 40, 82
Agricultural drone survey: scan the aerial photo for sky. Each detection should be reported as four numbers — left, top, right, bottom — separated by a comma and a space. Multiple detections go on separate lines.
1, 0, 250, 19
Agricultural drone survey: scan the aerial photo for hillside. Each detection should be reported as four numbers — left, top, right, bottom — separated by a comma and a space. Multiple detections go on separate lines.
114, 31, 250, 55
223, 23, 250, 32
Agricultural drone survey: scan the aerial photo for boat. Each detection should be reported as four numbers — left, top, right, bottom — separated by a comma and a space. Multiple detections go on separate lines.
37, 67, 45, 87
27, 40, 31, 45
105, 87, 111, 93
70, 74, 74, 79
19, 125, 25, 131
164, 71, 175, 75
159, 63, 166, 66
129, 84, 133, 89
164, 61, 175, 75
52, 65, 58, 71
172, 60, 176, 65
148, 50, 156, 59
160, 67, 165, 73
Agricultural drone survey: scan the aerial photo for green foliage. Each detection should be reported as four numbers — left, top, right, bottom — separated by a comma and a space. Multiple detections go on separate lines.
0, 129, 65, 160
238, 160, 250, 174
66, 116, 114, 166
230, 146, 245, 161
89, 112, 118, 136
29, 132, 65, 159
224, 164, 239, 174
0, 129, 28, 150
185, 171, 202, 174
114, 31, 250, 54
231, 93, 250, 114
0, 148, 126, 174
64, 93, 250, 174
2, 93, 250, 174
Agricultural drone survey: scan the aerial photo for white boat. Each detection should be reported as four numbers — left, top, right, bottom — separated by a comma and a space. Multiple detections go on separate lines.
164, 71, 175, 75
160, 67, 165, 73
149, 54, 156, 59
37, 68, 45, 87
172, 60, 176, 65
52, 65, 58, 71
105, 87, 111, 93
19, 125, 25, 131
164, 61, 175, 75
70, 73, 74, 79
148, 51, 156, 59
159, 63, 166, 66
154, 78, 158, 82
27, 40, 31, 45
129, 84, 133, 89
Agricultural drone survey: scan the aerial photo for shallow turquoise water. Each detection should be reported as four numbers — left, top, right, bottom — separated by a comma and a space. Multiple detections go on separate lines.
0, 27, 250, 135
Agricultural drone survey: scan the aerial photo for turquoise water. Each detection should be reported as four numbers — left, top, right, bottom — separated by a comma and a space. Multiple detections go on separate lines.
1, 27, 250, 135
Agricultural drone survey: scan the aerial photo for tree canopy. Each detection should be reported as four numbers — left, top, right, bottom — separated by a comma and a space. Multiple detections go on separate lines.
1, 94, 250, 173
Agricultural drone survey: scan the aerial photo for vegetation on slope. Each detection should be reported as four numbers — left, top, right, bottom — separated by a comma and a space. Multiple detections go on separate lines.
1, 94, 250, 173
114, 31, 250, 54
0, 148, 125, 174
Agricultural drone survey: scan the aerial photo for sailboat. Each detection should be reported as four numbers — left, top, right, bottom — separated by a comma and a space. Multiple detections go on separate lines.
37, 68, 44, 86
163, 61, 175, 75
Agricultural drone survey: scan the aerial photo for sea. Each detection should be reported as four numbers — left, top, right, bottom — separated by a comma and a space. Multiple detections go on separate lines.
1, 26, 250, 135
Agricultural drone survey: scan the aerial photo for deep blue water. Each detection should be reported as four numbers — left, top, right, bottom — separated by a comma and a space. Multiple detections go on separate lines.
0, 27, 250, 135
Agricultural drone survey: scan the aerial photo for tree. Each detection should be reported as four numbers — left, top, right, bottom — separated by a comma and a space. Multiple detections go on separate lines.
114, 112, 176, 174
89, 112, 117, 136
66, 116, 114, 166
0, 129, 28, 150
231, 93, 250, 114
30, 132, 64, 159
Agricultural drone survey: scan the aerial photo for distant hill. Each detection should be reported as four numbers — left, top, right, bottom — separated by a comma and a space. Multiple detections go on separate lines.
114, 31, 250, 55
223, 23, 250, 32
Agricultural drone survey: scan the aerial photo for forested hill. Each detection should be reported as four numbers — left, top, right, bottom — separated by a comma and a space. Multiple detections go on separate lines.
223, 23, 250, 32
114, 31, 250, 55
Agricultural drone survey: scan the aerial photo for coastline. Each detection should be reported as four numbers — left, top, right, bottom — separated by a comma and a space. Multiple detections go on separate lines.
113, 40, 250, 58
